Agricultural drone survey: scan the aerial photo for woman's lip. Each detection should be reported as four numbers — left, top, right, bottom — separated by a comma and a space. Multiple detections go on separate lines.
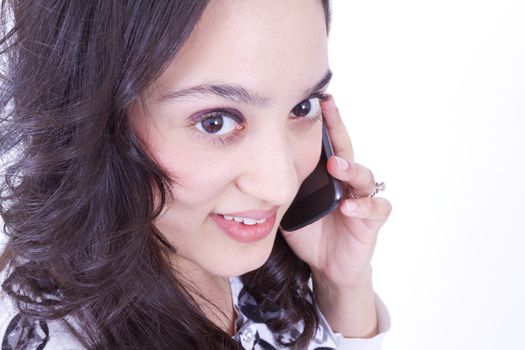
211, 212, 277, 243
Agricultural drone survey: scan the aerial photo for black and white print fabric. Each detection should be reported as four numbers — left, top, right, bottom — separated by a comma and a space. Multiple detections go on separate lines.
1, 314, 49, 350
230, 276, 338, 350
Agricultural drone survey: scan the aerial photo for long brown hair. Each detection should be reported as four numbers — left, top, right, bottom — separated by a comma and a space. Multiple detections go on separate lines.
0, 1, 332, 348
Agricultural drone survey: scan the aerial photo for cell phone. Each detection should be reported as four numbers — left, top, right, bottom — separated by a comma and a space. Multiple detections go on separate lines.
280, 122, 343, 231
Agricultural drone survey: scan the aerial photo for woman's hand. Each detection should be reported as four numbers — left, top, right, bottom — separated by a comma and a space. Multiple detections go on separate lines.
279, 96, 392, 337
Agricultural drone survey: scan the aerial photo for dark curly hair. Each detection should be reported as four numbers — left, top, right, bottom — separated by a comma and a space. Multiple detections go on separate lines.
0, 1, 332, 349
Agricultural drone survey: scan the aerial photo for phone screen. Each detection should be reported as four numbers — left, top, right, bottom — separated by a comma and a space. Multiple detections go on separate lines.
292, 151, 330, 200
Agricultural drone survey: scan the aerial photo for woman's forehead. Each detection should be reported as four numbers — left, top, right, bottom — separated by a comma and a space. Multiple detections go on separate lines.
149, 0, 329, 101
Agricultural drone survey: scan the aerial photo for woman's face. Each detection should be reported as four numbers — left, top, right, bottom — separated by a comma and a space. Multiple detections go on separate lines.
131, 0, 330, 277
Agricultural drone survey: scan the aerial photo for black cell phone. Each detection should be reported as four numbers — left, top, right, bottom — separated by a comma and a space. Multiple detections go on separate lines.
280, 122, 343, 231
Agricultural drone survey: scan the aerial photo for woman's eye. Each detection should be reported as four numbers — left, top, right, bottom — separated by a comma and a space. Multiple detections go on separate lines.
291, 97, 321, 118
195, 111, 242, 135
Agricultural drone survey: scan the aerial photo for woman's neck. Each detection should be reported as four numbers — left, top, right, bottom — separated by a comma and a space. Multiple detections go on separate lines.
171, 256, 237, 335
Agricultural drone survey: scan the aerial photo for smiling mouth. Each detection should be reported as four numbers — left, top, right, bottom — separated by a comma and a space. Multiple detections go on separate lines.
210, 211, 277, 243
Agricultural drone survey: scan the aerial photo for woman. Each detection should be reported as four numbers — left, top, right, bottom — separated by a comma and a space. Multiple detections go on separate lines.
0, 0, 392, 349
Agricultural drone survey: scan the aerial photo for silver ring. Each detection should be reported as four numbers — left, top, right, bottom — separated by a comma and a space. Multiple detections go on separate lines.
348, 181, 386, 199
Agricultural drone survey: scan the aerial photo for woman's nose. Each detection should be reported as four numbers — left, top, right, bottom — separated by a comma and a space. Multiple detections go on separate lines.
236, 131, 299, 206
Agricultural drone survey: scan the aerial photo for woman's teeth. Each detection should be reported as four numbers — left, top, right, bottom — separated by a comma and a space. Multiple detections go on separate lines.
221, 215, 267, 225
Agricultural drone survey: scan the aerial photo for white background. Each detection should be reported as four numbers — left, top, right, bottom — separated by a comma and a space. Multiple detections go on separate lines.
327, 1, 525, 349
1, 1, 524, 349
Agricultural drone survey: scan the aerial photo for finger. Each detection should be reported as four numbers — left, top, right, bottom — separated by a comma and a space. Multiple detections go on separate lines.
321, 96, 354, 162
340, 197, 392, 221
327, 156, 376, 198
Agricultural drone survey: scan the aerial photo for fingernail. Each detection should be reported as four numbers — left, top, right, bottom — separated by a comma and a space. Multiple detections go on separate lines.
345, 200, 358, 213
329, 95, 337, 108
321, 93, 333, 102
334, 156, 349, 170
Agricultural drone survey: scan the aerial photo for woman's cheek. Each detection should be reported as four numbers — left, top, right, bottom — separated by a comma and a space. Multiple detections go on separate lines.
160, 154, 225, 193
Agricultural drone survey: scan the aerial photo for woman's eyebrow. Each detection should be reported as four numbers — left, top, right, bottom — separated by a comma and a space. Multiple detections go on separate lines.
158, 69, 332, 106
